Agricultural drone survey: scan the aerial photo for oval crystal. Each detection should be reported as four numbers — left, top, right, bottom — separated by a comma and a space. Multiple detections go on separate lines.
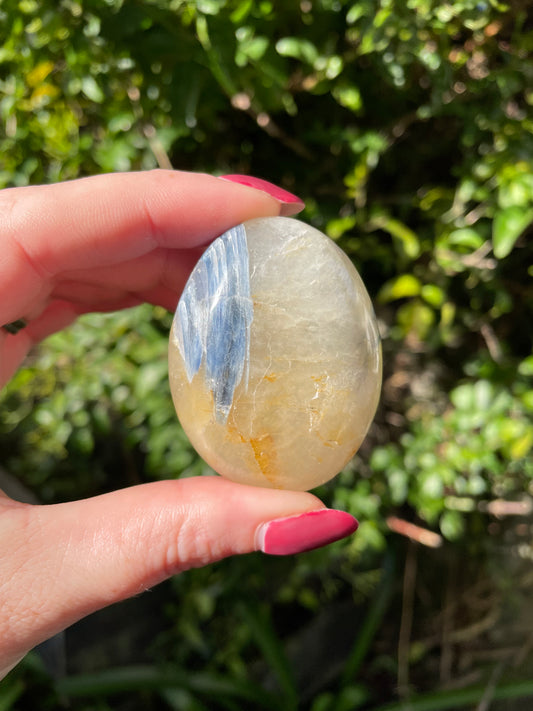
169, 216, 382, 491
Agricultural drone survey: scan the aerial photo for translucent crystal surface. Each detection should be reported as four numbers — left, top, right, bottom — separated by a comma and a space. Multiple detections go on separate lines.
169, 216, 382, 491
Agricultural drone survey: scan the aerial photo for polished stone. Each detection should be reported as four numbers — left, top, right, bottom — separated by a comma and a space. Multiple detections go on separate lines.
169, 217, 382, 491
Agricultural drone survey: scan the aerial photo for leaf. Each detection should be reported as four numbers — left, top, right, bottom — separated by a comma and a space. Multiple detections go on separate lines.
81, 75, 104, 103
519, 356, 533, 376
340, 553, 396, 684
332, 84, 363, 112
370, 680, 533, 711
387, 220, 420, 259
0, 679, 25, 711
493, 205, 533, 258
451, 381, 493, 412
57, 665, 277, 707
347, 3, 366, 23
447, 228, 484, 250
378, 274, 421, 302
440, 510, 465, 541
26, 59, 54, 87
421, 284, 445, 307
510, 427, 533, 460
275, 37, 318, 65
396, 300, 435, 339
238, 601, 298, 708
196, 0, 222, 15
327, 215, 357, 239
375, 217, 421, 259
498, 173, 533, 208
240, 36, 269, 61
30, 82, 60, 107
230, 0, 253, 24
522, 390, 533, 411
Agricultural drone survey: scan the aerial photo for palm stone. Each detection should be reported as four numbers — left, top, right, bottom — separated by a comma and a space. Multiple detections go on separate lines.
169, 216, 381, 491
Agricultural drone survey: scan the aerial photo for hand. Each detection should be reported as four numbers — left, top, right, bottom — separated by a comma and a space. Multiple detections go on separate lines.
0, 170, 358, 678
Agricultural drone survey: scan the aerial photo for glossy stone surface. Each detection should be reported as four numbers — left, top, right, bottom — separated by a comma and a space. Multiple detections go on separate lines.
169, 216, 382, 491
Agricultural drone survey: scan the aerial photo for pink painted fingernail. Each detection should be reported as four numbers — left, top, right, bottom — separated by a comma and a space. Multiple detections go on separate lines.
219, 174, 305, 216
256, 509, 358, 556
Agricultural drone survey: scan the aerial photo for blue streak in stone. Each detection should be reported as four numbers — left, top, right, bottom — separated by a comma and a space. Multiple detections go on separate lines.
174, 224, 253, 423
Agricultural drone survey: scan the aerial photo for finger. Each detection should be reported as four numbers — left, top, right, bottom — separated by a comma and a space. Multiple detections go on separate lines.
0, 245, 211, 386
0, 478, 356, 672
0, 170, 301, 325
50, 245, 205, 309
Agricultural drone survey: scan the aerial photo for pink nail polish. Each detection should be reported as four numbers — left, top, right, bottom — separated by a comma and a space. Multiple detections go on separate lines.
256, 509, 358, 556
219, 174, 305, 216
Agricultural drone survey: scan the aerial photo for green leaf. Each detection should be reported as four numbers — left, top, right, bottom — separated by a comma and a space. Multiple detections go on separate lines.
381, 218, 421, 259
519, 356, 533, 376
421, 284, 445, 307
451, 380, 494, 412
230, 0, 253, 24
239, 36, 269, 62
493, 206, 533, 258
371, 680, 533, 711
340, 552, 396, 685
510, 427, 533, 460
275, 37, 318, 65
327, 215, 357, 239
378, 274, 421, 302
346, 3, 366, 24
238, 601, 298, 708
81, 75, 104, 103
397, 300, 436, 339
440, 509, 465, 541
447, 228, 484, 250
332, 84, 362, 112
196, 0, 222, 15
0, 679, 25, 711
329, 685, 369, 711
56, 665, 277, 708
498, 173, 533, 208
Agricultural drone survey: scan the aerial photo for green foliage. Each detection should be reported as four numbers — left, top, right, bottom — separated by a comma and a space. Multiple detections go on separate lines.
1, 0, 533, 709
371, 374, 533, 538
1, 306, 209, 501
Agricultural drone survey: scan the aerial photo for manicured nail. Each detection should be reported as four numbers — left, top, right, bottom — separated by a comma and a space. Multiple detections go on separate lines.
219, 174, 304, 216
256, 509, 358, 556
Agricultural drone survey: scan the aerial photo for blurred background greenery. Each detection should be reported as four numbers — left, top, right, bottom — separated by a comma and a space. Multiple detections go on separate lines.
1, 0, 533, 708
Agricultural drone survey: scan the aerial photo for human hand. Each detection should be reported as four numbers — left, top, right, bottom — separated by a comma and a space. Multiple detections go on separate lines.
0, 170, 358, 677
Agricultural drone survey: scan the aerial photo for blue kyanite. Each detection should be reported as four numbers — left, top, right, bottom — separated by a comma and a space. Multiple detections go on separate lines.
174, 224, 253, 423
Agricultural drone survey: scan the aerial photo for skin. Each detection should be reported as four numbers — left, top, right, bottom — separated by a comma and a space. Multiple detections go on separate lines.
0, 170, 324, 678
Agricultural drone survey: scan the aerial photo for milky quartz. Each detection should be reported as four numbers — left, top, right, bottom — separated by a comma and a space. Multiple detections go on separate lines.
169, 217, 381, 491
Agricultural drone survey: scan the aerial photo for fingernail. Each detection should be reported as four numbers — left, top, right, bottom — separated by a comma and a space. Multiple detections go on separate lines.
219, 174, 305, 216
256, 509, 358, 556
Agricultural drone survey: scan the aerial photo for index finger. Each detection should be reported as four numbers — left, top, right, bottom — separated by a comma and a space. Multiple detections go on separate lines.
0, 170, 298, 325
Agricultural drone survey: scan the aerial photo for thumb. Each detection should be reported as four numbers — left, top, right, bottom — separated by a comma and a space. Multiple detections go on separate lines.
0, 477, 357, 674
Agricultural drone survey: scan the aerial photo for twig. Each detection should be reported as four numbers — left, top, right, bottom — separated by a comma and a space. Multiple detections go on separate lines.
448, 606, 501, 645
387, 517, 443, 548
143, 124, 173, 170
476, 659, 507, 711
398, 541, 417, 698
440, 557, 457, 684
479, 321, 503, 363
460, 241, 495, 268
513, 631, 533, 668
481, 498, 533, 517
245, 108, 315, 160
